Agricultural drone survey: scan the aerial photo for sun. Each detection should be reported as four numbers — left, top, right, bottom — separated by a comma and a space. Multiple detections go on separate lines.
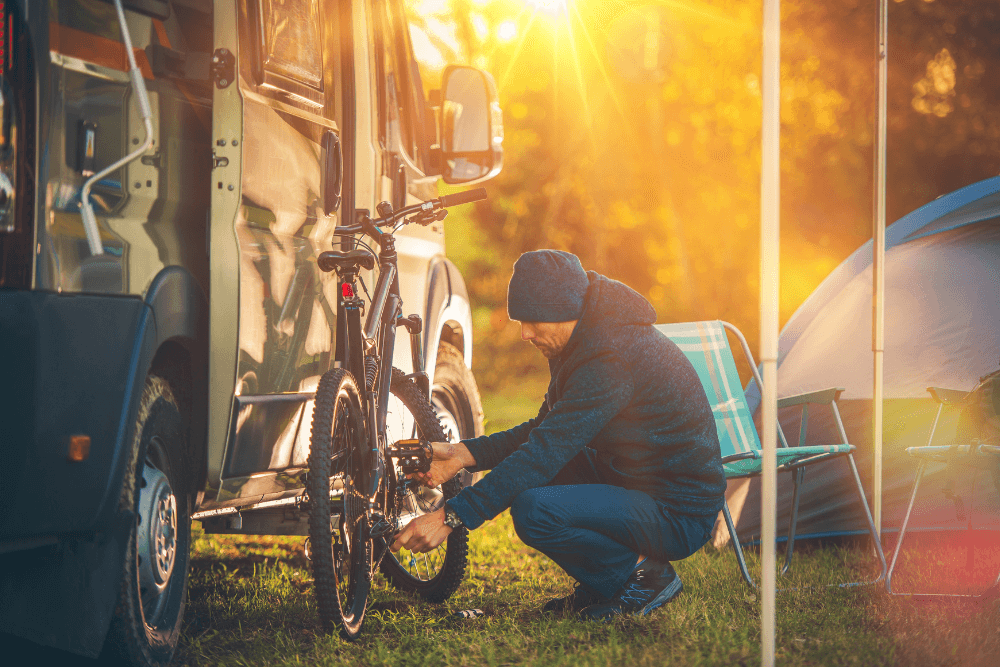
520, 0, 568, 16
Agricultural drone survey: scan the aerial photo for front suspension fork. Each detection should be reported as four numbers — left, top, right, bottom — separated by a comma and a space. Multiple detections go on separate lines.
396, 313, 431, 401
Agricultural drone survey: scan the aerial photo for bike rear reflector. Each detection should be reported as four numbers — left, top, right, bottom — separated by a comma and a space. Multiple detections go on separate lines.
68, 435, 91, 462
342, 283, 354, 298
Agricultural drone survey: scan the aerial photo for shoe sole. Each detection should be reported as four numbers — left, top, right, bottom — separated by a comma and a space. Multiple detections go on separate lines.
640, 577, 683, 615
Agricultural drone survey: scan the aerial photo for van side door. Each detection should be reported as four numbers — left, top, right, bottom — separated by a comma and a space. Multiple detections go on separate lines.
209, 0, 347, 505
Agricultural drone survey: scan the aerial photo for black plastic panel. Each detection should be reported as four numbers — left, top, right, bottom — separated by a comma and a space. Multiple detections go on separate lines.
0, 290, 147, 538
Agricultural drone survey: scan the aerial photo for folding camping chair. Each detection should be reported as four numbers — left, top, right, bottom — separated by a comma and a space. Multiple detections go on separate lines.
886, 383, 1000, 599
654, 320, 887, 589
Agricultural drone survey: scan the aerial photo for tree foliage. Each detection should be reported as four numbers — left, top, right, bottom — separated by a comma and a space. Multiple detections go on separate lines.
407, 0, 1000, 389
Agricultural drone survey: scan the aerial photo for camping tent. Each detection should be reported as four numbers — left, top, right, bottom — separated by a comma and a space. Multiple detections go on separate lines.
719, 176, 1000, 545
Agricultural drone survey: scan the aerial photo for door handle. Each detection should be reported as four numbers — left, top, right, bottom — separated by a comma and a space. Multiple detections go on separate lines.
390, 153, 406, 211
322, 130, 343, 215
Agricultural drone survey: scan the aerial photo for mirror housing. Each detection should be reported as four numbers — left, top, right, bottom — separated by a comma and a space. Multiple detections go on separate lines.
436, 66, 503, 184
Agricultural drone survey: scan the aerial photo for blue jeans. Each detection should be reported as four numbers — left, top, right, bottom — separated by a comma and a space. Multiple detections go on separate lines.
509, 449, 717, 598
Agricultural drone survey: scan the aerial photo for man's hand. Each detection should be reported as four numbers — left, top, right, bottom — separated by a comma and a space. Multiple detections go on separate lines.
409, 441, 477, 488
390, 507, 452, 553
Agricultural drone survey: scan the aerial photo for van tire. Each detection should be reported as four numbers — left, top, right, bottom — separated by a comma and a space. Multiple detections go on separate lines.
431, 341, 484, 487
102, 376, 190, 667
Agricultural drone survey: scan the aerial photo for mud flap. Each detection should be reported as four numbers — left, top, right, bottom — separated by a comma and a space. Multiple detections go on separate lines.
0, 515, 132, 658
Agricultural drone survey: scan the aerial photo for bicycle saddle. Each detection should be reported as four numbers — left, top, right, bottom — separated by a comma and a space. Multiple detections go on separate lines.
317, 249, 376, 273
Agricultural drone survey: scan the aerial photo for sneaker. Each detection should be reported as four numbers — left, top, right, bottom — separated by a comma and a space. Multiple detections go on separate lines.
542, 582, 607, 613
580, 559, 683, 621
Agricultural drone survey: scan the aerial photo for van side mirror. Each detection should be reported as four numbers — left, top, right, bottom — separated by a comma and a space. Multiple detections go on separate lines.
437, 66, 503, 184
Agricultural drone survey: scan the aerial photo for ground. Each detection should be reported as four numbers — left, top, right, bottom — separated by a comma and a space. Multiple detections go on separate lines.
178, 517, 1000, 666
175, 380, 1000, 666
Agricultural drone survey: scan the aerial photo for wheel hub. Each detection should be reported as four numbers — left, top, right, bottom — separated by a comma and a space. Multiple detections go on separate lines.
137, 463, 177, 625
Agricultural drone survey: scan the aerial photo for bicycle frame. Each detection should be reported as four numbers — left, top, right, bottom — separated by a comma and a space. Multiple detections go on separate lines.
336, 218, 429, 547
322, 191, 484, 555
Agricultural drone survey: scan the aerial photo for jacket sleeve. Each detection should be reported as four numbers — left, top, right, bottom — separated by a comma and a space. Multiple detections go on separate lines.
448, 352, 634, 530
460, 401, 549, 472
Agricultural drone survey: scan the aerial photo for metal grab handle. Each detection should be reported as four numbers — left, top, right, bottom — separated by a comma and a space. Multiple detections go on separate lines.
80, 0, 154, 256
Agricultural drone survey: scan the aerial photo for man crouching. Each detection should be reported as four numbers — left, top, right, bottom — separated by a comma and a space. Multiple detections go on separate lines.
391, 249, 725, 620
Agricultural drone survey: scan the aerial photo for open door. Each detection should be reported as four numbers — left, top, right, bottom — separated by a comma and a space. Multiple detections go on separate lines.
207, 0, 242, 495
207, 0, 347, 506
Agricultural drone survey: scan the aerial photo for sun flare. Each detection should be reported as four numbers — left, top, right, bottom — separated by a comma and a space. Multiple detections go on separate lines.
523, 0, 567, 14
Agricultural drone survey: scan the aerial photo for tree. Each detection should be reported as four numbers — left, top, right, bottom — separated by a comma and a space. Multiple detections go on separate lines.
407, 0, 1000, 389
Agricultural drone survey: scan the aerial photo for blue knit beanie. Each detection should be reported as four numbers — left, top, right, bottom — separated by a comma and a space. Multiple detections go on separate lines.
507, 250, 589, 322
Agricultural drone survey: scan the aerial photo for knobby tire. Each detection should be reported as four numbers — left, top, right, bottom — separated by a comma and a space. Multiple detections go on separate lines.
308, 369, 370, 640
378, 368, 469, 603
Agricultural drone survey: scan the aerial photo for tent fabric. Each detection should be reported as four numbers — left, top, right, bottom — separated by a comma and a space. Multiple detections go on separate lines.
746, 174, 1000, 411
721, 178, 1000, 545
777, 223, 1000, 401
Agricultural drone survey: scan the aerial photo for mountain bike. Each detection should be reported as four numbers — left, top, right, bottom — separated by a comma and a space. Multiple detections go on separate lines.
307, 188, 487, 640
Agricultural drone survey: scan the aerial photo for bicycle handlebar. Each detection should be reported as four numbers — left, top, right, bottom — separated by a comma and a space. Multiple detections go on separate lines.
439, 187, 487, 208
333, 188, 487, 237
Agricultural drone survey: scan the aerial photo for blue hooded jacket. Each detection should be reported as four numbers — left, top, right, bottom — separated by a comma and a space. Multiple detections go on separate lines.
447, 272, 726, 530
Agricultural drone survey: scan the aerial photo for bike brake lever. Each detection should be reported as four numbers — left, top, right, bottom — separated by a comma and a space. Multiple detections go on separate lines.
409, 208, 448, 227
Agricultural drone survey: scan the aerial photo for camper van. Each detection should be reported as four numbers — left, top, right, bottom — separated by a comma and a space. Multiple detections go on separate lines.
0, 0, 501, 663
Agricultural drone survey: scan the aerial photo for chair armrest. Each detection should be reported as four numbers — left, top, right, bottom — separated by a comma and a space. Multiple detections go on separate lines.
722, 451, 759, 465
778, 387, 844, 408
926, 387, 968, 405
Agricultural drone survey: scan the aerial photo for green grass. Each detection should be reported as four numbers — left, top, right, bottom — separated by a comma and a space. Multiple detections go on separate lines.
179, 518, 1000, 666
480, 372, 549, 434
176, 384, 1000, 666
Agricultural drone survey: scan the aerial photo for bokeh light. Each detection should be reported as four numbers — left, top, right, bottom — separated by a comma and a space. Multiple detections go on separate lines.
497, 20, 517, 42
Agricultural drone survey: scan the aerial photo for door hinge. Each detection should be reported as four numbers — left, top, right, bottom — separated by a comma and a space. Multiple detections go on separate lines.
211, 48, 235, 89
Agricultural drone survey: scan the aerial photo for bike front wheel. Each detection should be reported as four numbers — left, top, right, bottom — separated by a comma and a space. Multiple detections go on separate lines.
379, 368, 470, 603
308, 369, 370, 640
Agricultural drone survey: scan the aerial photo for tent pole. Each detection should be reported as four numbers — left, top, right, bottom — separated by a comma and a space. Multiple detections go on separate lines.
760, 0, 780, 664
873, 0, 888, 537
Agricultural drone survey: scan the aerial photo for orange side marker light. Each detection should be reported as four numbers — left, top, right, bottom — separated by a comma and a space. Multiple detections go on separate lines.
68, 435, 91, 462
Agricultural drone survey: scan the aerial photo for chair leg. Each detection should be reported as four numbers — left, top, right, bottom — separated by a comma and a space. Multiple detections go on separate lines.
966, 469, 977, 575
846, 452, 888, 584
780, 467, 805, 576
886, 460, 926, 594
722, 502, 756, 590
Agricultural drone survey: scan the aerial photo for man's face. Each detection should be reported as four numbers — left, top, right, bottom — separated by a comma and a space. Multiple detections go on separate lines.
518, 320, 578, 359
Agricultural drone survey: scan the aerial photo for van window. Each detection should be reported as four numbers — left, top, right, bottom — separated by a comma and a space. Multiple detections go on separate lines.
259, 0, 324, 89
372, 0, 425, 167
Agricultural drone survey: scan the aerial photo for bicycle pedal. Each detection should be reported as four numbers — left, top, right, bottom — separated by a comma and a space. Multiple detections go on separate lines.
387, 438, 432, 474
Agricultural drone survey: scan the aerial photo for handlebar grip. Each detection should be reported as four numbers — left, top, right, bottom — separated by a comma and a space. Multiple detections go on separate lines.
439, 188, 487, 208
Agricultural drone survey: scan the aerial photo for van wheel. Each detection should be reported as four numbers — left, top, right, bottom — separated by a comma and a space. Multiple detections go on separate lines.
431, 342, 484, 487
103, 377, 190, 667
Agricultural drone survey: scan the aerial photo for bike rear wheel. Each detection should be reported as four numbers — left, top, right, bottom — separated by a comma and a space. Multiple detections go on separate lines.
379, 368, 469, 603
308, 369, 370, 640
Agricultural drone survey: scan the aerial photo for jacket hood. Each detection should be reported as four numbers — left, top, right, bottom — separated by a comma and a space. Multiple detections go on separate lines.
552, 272, 656, 367
580, 271, 656, 329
